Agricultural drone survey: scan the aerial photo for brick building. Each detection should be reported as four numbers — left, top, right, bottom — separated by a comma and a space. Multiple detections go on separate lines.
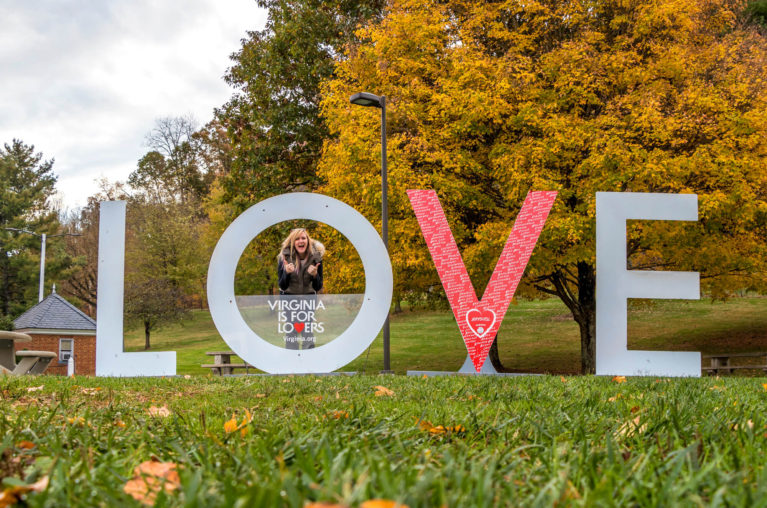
13, 290, 96, 375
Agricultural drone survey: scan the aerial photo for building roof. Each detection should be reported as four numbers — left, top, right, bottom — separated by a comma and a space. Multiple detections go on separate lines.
14, 291, 96, 331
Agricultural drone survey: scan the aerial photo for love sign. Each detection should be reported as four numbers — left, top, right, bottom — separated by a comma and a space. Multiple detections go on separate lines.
94, 191, 702, 377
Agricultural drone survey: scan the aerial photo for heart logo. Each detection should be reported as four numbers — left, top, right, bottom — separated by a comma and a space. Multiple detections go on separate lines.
465, 308, 496, 339
293, 323, 305, 333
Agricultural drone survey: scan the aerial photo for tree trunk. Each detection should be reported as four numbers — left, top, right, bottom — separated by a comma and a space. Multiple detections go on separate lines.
576, 262, 596, 374
488, 335, 507, 372
144, 320, 151, 350
393, 299, 402, 314
543, 262, 597, 374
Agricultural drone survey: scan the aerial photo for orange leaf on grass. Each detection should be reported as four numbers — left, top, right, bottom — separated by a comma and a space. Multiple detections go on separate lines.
329, 410, 349, 420
224, 410, 254, 436
67, 416, 85, 426
16, 441, 35, 450
360, 500, 410, 508
374, 386, 394, 397
148, 405, 170, 418
224, 415, 238, 434
612, 376, 627, 384
123, 461, 180, 506
415, 418, 465, 435
0, 476, 48, 507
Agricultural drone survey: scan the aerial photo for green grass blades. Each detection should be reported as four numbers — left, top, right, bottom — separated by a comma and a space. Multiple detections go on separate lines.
2, 375, 767, 506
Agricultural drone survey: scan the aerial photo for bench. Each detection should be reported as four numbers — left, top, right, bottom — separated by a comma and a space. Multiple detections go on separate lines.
702, 352, 767, 375
1, 350, 57, 375
201, 363, 254, 375
202, 351, 254, 375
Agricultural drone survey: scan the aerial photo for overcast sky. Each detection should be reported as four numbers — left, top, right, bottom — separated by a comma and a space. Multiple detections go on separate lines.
0, 1, 267, 211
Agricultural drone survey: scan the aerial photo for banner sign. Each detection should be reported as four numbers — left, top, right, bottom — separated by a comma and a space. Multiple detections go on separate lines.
408, 190, 557, 372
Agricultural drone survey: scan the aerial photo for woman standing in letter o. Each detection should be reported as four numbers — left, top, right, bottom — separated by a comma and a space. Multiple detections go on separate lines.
277, 228, 324, 349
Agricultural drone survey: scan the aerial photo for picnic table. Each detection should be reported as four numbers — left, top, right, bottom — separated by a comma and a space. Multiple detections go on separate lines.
201, 351, 253, 375
0, 331, 56, 375
702, 352, 767, 375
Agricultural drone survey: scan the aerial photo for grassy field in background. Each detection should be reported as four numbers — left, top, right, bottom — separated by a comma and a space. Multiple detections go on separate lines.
124, 297, 767, 375
2, 374, 767, 506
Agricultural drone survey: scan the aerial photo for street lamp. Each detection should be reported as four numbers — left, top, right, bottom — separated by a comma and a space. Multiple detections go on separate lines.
5, 228, 80, 302
350, 91, 392, 374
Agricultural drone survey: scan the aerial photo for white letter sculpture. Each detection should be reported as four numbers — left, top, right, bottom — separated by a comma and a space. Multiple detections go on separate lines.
207, 193, 392, 374
95, 201, 176, 376
595, 192, 700, 377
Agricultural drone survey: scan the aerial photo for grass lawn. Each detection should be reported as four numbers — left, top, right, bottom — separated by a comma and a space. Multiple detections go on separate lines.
2, 374, 767, 506
124, 297, 767, 375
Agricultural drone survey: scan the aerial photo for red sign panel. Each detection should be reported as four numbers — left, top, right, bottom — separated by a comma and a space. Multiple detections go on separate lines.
407, 190, 557, 372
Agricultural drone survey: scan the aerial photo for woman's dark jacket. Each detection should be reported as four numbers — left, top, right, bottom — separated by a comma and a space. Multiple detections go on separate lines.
277, 243, 323, 295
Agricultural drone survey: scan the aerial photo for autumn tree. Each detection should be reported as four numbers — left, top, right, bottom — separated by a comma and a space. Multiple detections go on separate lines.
217, 0, 385, 212
318, 0, 767, 373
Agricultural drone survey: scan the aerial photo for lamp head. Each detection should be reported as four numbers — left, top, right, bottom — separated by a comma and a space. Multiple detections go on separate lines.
350, 92, 383, 108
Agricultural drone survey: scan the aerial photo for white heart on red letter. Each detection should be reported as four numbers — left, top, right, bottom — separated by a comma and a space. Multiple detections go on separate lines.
465, 308, 496, 338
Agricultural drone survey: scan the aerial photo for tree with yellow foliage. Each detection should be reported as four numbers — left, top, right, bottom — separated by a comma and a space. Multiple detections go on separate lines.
318, 0, 767, 373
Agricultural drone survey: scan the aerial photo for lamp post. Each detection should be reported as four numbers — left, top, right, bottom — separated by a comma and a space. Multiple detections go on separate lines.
350, 91, 392, 373
5, 228, 80, 302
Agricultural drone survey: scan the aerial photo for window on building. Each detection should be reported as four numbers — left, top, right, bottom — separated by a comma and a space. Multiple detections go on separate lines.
59, 338, 74, 362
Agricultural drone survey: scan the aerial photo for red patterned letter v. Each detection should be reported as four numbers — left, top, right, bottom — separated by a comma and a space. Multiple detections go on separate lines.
407, 190, 557, 372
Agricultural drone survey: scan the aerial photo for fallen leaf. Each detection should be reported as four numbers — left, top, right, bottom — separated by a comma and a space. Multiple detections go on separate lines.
148, 405, 170, 418
416, 418, 433, 431
416, 418, 465, 436
329, 410, 349, 420
16, 441, 35, 450
224, 415, 238, 434
0, 476, 49, 507
616, 416, 647, 437
224, 410, 253, 436
123, 461, 180, 506
183, 375, 191, 380
560, 376, 567, 383
360, 500, 409, 508
115, 420, 126, 428
28, 477, 48, 493
67, 416, 85, 426
612, 376, 627, 384
26, 386, 43, 393
374, 386, 394, 397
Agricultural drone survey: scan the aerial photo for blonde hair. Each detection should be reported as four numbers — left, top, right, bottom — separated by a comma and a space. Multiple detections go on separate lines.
279, 228, 324, 261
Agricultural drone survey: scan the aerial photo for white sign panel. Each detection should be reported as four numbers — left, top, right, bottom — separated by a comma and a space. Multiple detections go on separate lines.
595, 192, 700, 377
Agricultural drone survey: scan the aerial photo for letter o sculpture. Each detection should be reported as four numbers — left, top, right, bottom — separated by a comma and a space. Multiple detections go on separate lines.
207, 193, 393, 373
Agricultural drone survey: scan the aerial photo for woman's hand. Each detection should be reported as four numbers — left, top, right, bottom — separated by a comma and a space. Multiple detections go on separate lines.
285, 262, 296, 274
306, 263, 318, 277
